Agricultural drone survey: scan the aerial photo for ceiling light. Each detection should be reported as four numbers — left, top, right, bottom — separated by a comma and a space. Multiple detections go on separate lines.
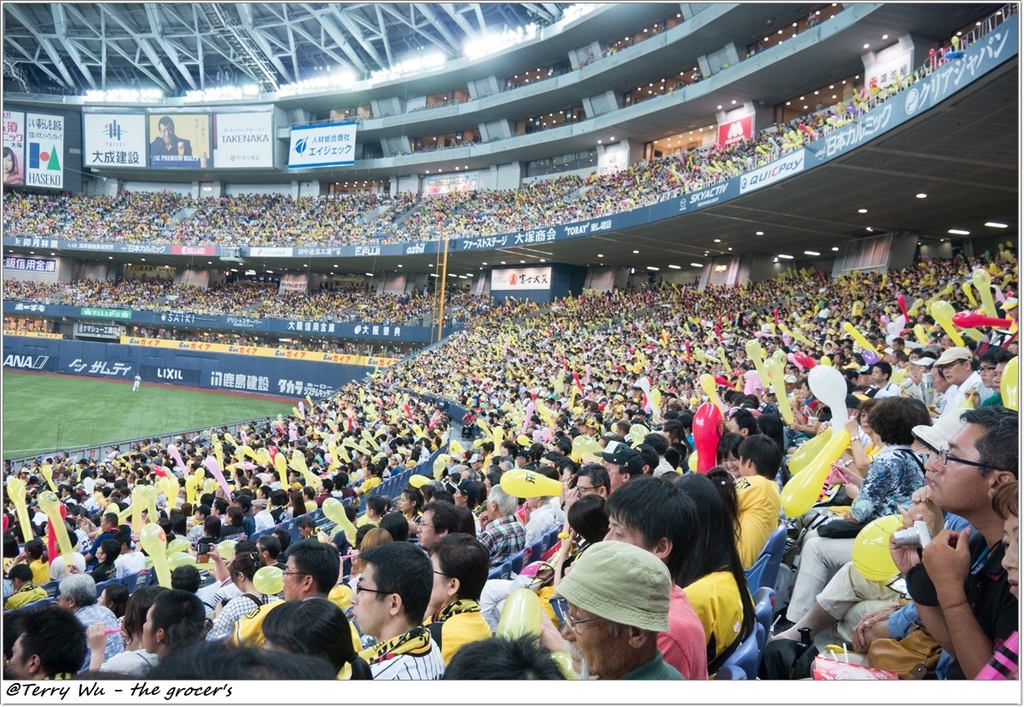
866, 227, 874, 232
832, 247, 840, 252
520, 260, 526, 264
668, 265, 681, 270
778, 254, 794, 260
365, 272, 374, 277
690, 263, 703, 268
857, 208, 868, 214
500, 261, 506, 265
597, 254, 603, 258
632, 250, 639, 254
985, 221, 1008, 229
804, 250, 820, 256
864, 43, 870, 49
882, 34, 889, 39
540, 258, 546, 263
482, 262, 487, 265
713, 238, 721, 243
397, 264, 403, 268
647, 266, 660, 271
948, 229, 971, 235
916, 193, 928, 199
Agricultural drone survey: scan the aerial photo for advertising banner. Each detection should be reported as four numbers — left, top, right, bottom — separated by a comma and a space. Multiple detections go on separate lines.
83, 113, 147, 168
120, 336, 398, 368
3, 110, 25, 186
75, 323, 123, 340
717, 115, 754, 147
866, 50, 913, 94
423, 172, 480, 195
3, 256, 56, 273
124, 264, 174, 280
25, 113, 64, 189
213, 111, 274, 168
490, 267, 552, 291
288, 121, 357, 169
148, 113, 211, 169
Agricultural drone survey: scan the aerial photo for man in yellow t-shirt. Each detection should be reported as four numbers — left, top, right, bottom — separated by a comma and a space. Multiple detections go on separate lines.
5, 565, 48, 610
734, 435, 783, 569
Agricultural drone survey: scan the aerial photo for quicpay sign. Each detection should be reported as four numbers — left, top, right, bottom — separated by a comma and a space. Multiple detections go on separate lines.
739, 149, 805, 194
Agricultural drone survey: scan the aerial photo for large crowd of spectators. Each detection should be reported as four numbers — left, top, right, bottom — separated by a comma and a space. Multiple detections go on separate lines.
3, 240, 1018, 682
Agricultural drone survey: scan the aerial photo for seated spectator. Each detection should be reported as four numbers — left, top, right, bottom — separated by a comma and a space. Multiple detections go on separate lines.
478, 485, 526, 566
733, 434, 782, 569
603, 476, 708, 679
674, 473, 756, 673
86, 585, 164, 675
97, 582, 129, 621
4, 564, 47, 610
89, 538, 121, 583
555, 540, 683, 679
57, 574, 124, 670
899, 407, 1017, 679
47, 524, 86, 580
417, 501, 463, 551
977, 480, 1018, 679
6, 606, 87, 679
114, 531, 147, 577
424, 534, 493, 664
263, 596, 371, 679
142, 589, 207, 665
442, 635, 567, 680
205, 548, 268, 642
170, 565, 203, 593
351, 541, 446, 679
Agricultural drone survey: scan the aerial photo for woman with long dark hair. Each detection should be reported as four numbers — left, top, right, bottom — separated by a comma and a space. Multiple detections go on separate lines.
674, 473, 756, 674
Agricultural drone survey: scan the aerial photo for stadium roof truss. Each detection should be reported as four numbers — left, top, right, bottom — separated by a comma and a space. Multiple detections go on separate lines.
2, 2, 571, 95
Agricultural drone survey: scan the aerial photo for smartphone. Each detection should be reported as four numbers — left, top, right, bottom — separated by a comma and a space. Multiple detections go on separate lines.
196, 542, 212, 555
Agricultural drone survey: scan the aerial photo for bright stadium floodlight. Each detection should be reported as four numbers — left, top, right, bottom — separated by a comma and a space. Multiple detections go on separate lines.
463, 24, 537, 60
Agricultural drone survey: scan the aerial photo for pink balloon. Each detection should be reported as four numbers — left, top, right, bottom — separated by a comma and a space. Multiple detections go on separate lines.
787, 352, 803, 371
692, 402, 724, 474
202, 456, 233, 501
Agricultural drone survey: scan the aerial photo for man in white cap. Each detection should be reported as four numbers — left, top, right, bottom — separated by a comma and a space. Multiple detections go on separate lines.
899, 356, 935, 403
933, 347, 981, 419
554, 541, 683, 680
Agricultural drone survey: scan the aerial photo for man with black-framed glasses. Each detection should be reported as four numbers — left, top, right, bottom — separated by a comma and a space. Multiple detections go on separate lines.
894, 406, 1018, 679
352, 541, 445, 679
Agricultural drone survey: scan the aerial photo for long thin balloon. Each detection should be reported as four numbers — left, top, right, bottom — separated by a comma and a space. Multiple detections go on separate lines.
202, 456, 233, 501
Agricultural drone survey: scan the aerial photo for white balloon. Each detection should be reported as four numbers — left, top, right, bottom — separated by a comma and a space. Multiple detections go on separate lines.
808, 365, 849, 431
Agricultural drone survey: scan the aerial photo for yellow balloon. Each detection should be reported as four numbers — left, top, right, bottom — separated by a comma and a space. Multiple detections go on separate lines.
550, 651, 576, 679
322, 497, 357, 544
139, 523, 171, 588
166, 537, 190, 555
432, 454, 451, 480
788, 432, 832, 475
627, 424, 651, 446
168, 552, 195, 570
820, 355, 832, 367
500, 469, 562, 498
781, 429, 850, 518
217, 539, 238, 561
408, 474, 432, 489
38, 491, 75, 563
158, 476, 179, 510
913, 324, 930, 345
6, 477, 33, 543
253, 566, 284, 595
699, 373, 725, 413
687, 452, 698, 471
972, 268, 998, 317
516, 434, 532, 447
496, 588, 542, 640
1001, 356, 1018, 411
841, 322, 879, 355
851, 515, 905, 581
928, 300, 965, 347
764, 356, 795, 425
449, 439, 465, 457
961, 281, 978, 308
273, 453, 287, 476
40, 464, 57, 493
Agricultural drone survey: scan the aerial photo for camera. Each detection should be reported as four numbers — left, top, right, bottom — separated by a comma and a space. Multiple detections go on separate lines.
196, 542, 212, 555
892, 520, 932, 548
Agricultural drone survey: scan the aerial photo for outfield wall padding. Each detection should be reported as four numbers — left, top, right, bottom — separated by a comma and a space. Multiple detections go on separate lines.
2, 336, 368, 399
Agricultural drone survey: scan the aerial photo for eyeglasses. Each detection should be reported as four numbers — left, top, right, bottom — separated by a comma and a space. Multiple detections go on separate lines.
939, 449, 999, 471
280, 570, 310, 578
551, 597, 603, 632
575, 484, 598, 493
355, 583, 392, 596
980, 365, 997, 372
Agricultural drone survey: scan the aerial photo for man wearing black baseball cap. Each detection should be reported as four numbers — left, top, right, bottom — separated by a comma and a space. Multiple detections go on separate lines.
601, 442, 644, 493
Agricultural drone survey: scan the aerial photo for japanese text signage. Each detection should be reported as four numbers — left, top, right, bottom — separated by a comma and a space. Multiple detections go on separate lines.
25, 113, 64, 189
288, 121, 358, 169
82, 113, 146, 168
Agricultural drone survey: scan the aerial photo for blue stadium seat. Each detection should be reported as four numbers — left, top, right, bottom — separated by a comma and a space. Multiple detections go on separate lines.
714, 665, 746, 680
721, 624, 765, 680
752, 587, 776, 651
42, 580, 61, 598
745, 523, 787, 593
95, 578, 118, 596
529, 540, 546, 565
119, 572, 138, 595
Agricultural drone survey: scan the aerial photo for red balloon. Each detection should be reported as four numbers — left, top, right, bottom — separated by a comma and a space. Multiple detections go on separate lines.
897, 295, 908, 319
951, 312, 1012, 329
693, 402, 724, 474
795, 352, 817, 370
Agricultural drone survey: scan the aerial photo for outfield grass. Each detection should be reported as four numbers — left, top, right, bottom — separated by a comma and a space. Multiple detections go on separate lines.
2, 372, 294, 460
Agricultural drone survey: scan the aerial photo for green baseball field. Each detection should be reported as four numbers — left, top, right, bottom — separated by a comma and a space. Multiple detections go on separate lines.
2, 372, 294, 460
